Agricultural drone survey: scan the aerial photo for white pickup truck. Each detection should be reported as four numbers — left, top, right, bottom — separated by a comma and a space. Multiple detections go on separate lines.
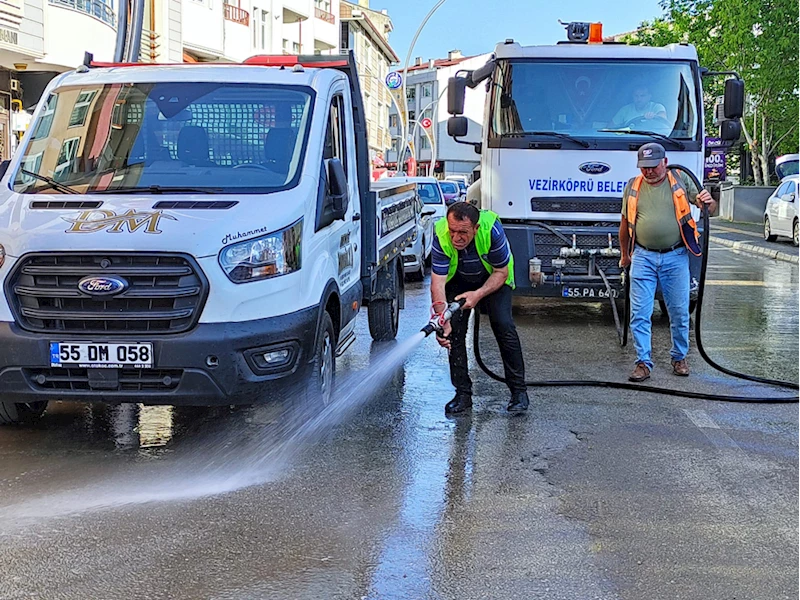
0, 53, 417, 423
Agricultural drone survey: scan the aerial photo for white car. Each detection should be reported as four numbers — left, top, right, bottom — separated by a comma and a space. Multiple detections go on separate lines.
764, 175, 799, 246
373, 176, 439, 280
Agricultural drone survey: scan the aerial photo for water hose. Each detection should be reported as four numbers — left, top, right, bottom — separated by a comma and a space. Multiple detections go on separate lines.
470, 165, 798, 404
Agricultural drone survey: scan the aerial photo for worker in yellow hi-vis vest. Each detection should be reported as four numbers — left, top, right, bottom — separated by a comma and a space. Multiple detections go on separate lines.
430, 202, 528, 415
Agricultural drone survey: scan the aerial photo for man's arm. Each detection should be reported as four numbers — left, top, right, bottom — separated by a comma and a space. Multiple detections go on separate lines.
681, 172, 716, 213
431, 273, 447, 308
456, 266, 509, 310
619, 216, 631, 268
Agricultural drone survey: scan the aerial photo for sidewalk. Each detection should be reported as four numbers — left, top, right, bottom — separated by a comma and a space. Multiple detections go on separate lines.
708, 217, 799, 264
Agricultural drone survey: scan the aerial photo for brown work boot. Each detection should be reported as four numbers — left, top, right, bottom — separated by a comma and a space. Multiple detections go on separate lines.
629, 362, 651, 382
671, 358, 690, 376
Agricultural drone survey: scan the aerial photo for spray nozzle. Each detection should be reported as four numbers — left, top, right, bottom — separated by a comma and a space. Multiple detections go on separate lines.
421, 299, 466, 337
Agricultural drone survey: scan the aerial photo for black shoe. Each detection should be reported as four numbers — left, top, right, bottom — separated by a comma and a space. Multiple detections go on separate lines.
507, 390, 529, 412
445, 393, 472, 415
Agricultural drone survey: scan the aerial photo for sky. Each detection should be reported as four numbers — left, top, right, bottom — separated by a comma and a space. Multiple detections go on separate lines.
375, 0, 666, 65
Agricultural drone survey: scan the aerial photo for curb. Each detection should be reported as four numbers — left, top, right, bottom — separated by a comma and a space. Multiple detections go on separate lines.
709, 235, 799, 264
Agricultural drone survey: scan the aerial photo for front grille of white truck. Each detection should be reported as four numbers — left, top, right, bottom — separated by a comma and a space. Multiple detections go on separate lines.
7, 253, 208, 334
25, 368, 183, 391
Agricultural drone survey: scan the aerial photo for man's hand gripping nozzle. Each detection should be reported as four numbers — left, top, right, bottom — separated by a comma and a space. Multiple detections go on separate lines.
421, 299, 466, 337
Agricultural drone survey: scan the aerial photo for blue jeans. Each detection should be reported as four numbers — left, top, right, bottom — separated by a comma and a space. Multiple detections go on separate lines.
629, 246, 690, 369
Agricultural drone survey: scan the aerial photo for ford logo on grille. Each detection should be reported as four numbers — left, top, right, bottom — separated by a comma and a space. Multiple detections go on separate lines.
579, 162, 611, 175
78, 276, 128, 296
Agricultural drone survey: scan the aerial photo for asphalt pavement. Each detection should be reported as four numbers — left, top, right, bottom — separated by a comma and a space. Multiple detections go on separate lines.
0, 243, 796, 600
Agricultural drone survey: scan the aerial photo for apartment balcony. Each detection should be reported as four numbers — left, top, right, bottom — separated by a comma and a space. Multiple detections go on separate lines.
48, 0, 114, 26
314, 7, 334, 24
224, 3, 249, 26
40, 0, 116, 69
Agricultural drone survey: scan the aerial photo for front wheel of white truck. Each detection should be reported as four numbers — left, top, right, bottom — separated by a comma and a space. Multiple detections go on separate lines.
306, 311, 336, 409
0, 400, 48, 425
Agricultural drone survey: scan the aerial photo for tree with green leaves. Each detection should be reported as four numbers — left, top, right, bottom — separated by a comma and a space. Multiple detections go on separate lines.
623, 0, 799, 185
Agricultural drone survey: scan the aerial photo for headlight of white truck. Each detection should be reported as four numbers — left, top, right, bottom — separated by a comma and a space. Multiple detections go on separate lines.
219, 219, 302, 283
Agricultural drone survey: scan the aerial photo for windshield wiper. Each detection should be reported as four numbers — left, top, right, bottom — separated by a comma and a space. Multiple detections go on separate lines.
91, 185, 223, 194
524, 131, 590, 148
598, 129, 686, 150
20, 169, 80, 194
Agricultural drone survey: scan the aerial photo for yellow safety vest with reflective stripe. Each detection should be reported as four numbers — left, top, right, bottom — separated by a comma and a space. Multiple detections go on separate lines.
625, 170, 702, 256
435, 210, 515, 288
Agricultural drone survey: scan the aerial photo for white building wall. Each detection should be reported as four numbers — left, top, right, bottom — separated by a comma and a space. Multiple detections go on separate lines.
183, 0, 224, 58
39, 3, 116, 69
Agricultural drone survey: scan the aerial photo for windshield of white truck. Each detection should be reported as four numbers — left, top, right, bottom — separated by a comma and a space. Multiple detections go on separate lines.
13, 83, 313, 194
491, 60, 699, 145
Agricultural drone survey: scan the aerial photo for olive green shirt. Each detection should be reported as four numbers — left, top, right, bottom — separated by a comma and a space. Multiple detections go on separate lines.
621, 172, 699, 250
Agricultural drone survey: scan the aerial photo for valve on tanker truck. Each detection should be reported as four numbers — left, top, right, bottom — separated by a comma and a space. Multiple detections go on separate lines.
599, 233, 621, 258
528, 257, 546, 287
560, 234, 583, 258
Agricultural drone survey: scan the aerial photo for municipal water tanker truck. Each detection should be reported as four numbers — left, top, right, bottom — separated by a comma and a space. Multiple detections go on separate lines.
446, 21, 744, 309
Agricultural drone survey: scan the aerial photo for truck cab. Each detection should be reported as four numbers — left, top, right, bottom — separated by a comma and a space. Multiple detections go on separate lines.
446, 25, 743, 304
0, 53, 416, 423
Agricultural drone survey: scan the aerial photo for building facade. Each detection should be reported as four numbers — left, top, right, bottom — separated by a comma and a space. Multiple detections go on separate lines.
340, 0, 396, 166
386, 51, 490, 180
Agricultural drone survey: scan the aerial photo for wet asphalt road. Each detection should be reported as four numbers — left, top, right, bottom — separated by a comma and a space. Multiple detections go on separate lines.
0, 244, 797, 600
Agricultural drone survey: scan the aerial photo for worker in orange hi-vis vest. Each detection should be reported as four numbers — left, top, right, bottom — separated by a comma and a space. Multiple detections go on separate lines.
619, 143, 717, 383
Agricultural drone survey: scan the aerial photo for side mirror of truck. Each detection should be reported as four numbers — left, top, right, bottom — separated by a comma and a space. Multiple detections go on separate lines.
0, 160, 10, 180
720, 119, 741, 142
448, 116, 468, 138
326, 158, 348, 220
448, 76, 467, 115
723, 78, 745, 120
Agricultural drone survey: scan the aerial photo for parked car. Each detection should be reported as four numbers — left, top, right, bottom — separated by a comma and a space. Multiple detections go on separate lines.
775, 154, 799, 179
415, 177, 447, 222
764, 174, 799, 246
438, 180, 461, 205
372, 177, 437, 280
445, 175, 469, 199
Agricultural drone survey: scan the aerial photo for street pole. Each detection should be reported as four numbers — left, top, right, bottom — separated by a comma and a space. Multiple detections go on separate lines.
397, 0, 448, 174
358, 61, 404, 173
407, 83, 448, 176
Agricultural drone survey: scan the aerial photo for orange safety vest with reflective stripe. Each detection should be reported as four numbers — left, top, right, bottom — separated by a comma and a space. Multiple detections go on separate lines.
625, 170, 702, 256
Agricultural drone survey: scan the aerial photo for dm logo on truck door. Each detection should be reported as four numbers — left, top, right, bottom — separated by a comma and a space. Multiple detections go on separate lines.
578, 162, 611, 175
63, 209, 177, 234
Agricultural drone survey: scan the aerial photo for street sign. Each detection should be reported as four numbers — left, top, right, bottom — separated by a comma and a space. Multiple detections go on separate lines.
385, 71, 403, 90
704, 136, 727, 182
421, 117, 432, 129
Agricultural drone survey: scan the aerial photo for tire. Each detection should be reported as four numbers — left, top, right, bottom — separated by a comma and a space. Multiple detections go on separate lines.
794, 219, 798, 247
0, 400, 48, 425
306, 311, 335, 408
368, 266, 401, 341
764, 217, 778, 241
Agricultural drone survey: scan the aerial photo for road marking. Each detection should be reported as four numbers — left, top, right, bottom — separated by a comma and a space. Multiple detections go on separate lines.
683, 409, 720, 429
704, 279, 766, 286
711, 225, 765, 239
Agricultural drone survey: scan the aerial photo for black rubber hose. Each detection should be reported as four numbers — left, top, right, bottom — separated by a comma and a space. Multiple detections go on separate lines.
471, 165, 798, 404
674, 164, 796, 389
